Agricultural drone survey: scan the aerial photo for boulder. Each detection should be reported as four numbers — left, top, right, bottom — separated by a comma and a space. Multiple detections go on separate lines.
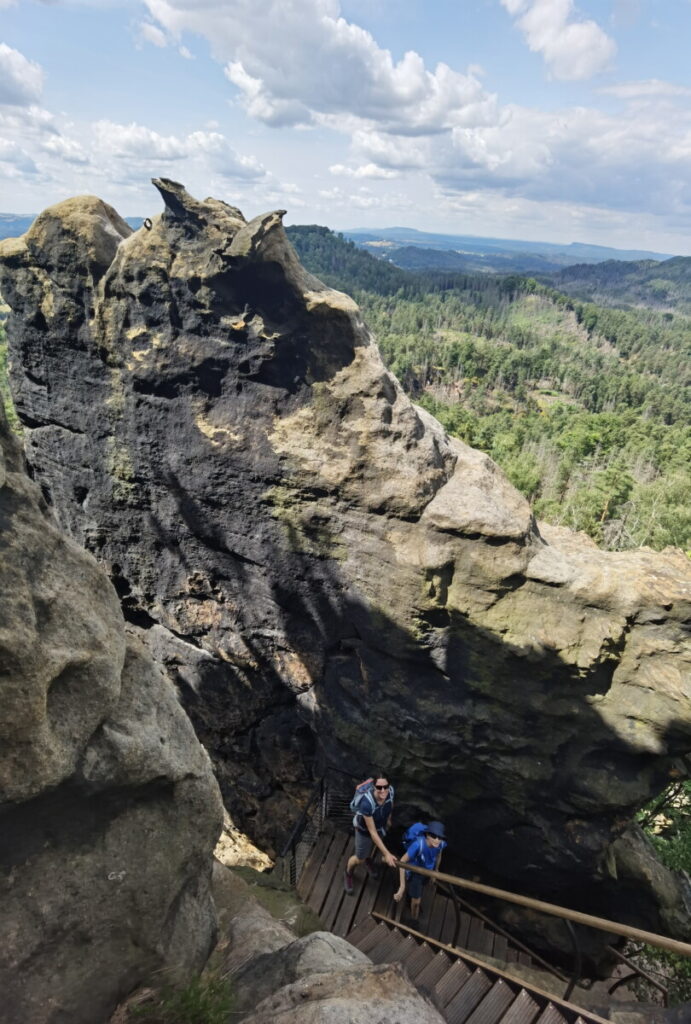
210, 864, 444, 1024
0, 401, 223, 1023
1, 180, 689, 936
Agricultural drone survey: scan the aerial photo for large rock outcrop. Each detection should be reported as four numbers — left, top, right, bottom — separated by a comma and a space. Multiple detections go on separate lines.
1, 180, 689, 938
0, 399, 223, 1023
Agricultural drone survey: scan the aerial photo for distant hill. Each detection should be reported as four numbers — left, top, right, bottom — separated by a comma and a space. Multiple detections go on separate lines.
0, 214, 144, 241
383, 244, 570, 275
345, 225, 672, 270
550, 256, 691, 313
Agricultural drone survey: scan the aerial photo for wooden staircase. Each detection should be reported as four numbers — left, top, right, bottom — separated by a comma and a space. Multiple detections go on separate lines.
297, 826, 614, 1024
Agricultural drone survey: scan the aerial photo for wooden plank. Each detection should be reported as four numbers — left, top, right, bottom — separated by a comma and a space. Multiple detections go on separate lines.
348, 865, 388, 938
296, 830, 332, 901
432, 958, 472, 1008
426, 889, 449, 943
357, 922, 390, 956
305, 831, 343, 917
518, 952, 533, 966
476, 922, 495, 957
440, 903, 465, 947
534, 1004, 569, 1024
467, 916, 486, 954
415, 950, 453, 995
404, 942, 437, 981
317, 833, 352, 929
501, 990, 542, 1024
464, 979, 516, 1024
456, 910, 473, 950
345, 914, 377, 949
492, 933, 509, 963
332, 866, 374, 938
372, 865, 398, 916
386, 933, 417, 964
444, 969, 492, 1024
368, 926, 409, 964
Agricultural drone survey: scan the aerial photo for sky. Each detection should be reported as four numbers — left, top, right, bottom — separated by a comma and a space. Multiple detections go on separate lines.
2, 0, 691, 254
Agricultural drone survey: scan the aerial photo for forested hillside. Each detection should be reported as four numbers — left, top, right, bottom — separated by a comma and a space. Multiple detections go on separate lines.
551, 256, 691, 313
288, 226, 691, 553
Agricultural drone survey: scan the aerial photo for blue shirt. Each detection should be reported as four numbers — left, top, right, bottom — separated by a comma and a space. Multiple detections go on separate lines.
406, 836, 446, 875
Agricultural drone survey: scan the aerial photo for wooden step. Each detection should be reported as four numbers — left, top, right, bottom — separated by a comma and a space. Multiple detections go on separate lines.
500, 989, 541, 1024
464, 978, 517, 1024
433, 958, 473, 1008
355, 922, 390, 956
415, 949, 454, 995
368, 926, 409, 964
368, 930, 415, 965
403, 941, 437, 981
534, 1004, 569, 1024
444, 968, 493, 1024
346, 914, 377, 949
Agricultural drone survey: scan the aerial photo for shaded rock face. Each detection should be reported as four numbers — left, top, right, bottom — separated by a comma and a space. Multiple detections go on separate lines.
1, 180, 690, 936
0, 401, 223, 1023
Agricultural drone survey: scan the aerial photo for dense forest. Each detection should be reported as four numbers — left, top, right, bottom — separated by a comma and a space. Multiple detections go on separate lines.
551, 256, 691, 314
288, 226, 691, 553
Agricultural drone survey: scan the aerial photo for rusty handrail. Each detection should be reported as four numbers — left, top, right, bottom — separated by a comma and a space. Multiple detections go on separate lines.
395, 859, 691, 959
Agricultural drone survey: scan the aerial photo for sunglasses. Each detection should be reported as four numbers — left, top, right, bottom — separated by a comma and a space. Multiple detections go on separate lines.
374, 784, 390, 790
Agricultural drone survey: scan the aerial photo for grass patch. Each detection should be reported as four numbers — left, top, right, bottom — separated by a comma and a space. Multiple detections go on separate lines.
131, 974, 234, 1024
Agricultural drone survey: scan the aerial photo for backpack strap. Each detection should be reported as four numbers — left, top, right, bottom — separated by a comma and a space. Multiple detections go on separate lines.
353, 786, 376, 831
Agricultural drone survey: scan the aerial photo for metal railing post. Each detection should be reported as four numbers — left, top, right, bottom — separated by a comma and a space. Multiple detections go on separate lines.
562, 919, 583, 1001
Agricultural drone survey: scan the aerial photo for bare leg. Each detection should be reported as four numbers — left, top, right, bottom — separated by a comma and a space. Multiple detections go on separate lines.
346, 855, 363, 874
411, 897, 421, 920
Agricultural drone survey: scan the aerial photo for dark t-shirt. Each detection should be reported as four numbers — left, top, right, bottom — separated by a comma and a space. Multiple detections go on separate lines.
355, 792, 392, 835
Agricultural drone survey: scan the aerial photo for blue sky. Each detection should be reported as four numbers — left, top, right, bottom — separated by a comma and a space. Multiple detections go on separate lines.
2, 0, 691, 253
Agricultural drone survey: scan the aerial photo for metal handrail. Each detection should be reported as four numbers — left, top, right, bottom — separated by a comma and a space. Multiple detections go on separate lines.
452, 889, 568, 984
279, 775, 324, 860
605, 944, 669, 1005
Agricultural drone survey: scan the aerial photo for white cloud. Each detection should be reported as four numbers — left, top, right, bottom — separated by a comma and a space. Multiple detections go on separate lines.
137, 22, 168, 48
0, 138, 39, 176
501, 0, 616, 80
94, 120, 189, 160
600, 79, 691, 100
350, 129, 428, 170
330, 162, 398, 179
41, 135, 89, 165
145, 0, 497, 135
178, 45, 193, 59
187, 130, 265, 179
0, 43, 44, 106
432, 93, 691, 219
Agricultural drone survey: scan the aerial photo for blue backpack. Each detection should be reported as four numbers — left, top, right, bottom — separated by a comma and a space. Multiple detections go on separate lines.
349, 778, 395, 829
402, 822, 428, 850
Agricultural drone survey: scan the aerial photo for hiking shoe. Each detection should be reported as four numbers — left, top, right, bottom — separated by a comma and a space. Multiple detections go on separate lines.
343, 870, 354, 895
364, 857, 381, 879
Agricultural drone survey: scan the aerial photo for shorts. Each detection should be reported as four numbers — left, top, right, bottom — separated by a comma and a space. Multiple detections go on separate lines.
407, 872, 428, 900
354, 829, 375, 860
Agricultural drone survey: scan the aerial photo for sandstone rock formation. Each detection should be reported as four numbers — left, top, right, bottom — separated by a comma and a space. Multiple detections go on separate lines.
209, 862, 446, 1024
1, 180, 689, 939
0, 400, 223, 1023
